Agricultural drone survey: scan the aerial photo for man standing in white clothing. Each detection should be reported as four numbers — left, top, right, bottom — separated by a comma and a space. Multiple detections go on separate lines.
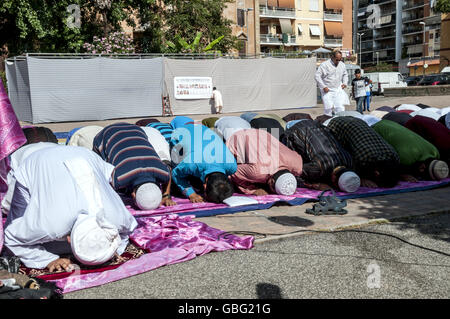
315, 50, 349, 116
212, 87, 223, 114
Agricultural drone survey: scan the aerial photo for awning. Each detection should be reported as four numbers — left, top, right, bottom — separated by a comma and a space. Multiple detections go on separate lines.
324, 21, 343, 36
267, 0, 278, 7
298, 24, 303, 34
407, 59, 440, 67
324, 0, 343, 10
309, 25, 322, 36
278, 0, 295, 8
279, 18, 293, 34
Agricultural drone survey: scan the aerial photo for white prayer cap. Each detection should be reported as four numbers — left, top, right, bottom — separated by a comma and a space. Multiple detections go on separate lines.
397, 104, 421, 112
338, 171, 360, 193
71, 211, 121, 266
410, 109, 441, 121
274, 172, 297, 196
322, 118, 332, 127
362, 115, 381, 127
135, 183, 162, 210
67, 126, 104, 150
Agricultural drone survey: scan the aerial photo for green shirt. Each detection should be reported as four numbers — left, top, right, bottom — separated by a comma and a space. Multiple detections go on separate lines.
372, 120, 439, 166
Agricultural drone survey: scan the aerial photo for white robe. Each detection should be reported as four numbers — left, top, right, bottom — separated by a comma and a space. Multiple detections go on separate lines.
140, 126, 171, 162
1, 142, 56, 213
3, 145, 138, 269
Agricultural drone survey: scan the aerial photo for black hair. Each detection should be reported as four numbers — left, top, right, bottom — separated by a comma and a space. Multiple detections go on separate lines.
272, 169, 291, 184
205, 172, 234, 203
355, 69, 361, 74
213, 87, 217, 90
374, 161, 400, 188
22, 127, 58, 145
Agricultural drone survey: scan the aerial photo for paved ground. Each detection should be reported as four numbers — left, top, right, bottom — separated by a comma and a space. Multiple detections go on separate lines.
66, 213, 450, 299
28, 94, 450, 299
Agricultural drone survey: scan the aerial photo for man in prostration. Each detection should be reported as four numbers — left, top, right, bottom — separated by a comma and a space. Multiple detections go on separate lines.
170, 123, 237, 203
3, 145, 138, 271
315, 50, 349, 116
93, 123, 175, 210
226, 128, 302, 196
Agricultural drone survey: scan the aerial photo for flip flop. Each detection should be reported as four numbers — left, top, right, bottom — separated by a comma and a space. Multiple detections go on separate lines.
305, 189, 348, 216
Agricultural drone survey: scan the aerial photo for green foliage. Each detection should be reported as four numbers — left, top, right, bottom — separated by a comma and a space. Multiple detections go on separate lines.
165, 32, 225, 53
0, 0, 238, 56
0, 71, 7, 92
435, 0, 450, 13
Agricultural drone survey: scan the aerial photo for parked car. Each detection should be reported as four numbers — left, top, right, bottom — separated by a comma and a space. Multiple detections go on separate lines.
365, 72, 407, 95
441, 66, 450, 74
417, 74, 450, 86
405, 76, 422, 86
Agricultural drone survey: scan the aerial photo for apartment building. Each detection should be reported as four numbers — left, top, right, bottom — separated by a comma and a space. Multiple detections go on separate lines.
355, 0, 441, 68
224, 0, 353, 56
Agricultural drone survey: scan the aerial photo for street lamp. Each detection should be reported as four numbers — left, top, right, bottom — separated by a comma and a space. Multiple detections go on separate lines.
357, 32, 364, 67
420, 21, 426, 77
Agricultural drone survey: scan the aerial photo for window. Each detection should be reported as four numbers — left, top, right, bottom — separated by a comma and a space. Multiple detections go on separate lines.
298, 24, 303, 35
309, 24, 321, 37
297, 0, 302, 10
309, 0, 319, 12
237, 9, 245, 27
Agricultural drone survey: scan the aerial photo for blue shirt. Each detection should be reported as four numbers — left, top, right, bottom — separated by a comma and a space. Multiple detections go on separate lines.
171, 124, 237, 197
170, 116, 195, 129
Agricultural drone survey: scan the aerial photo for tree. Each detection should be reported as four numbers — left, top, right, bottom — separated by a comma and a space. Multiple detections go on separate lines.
143, 0, 238, 54
435, 0, 450, 13
166, 32, 224, 53
0, 0, 156, 56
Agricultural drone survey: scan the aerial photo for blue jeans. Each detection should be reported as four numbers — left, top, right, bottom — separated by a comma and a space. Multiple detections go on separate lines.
364, 94, 371, 111
355, 97, 365, 114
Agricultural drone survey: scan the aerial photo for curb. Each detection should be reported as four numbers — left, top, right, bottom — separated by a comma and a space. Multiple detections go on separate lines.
253, 209, 450, 245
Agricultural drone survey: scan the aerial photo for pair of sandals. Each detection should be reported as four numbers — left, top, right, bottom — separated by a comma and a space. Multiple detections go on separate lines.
305, 189, 348, 216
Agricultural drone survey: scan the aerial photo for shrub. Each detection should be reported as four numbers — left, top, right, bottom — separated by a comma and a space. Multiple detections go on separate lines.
82, 32, 135, 55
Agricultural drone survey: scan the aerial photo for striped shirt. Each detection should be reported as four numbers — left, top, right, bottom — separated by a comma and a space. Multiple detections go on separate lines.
327, 116, 400, 176
147, 122, 174, 145
284, 120, 353, 182
93, 123, 170, 193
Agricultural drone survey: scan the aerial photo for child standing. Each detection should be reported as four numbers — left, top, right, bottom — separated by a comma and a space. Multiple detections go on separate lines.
351, 69, 369, 114
364, 82, 372, 112
212, 87, 223, 114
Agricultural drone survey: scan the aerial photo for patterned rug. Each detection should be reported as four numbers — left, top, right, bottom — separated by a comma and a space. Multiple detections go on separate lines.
18, 242, 147, 281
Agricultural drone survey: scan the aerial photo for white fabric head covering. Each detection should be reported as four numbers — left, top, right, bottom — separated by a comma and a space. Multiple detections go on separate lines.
274, 172, 297, 196
140, 126, 171, 162
362, 115, 381, 127
135, 182, 162, 210
428, 160, 449, 180
70, 211, 121, 265
445, 112, 450, 129
64, 157, 121, 265
67, 126, 104, 150
370, 110, 389, 119
397, 104, 421, 112
410, 109, 441, 121
335, 111, 364, 119
338, 171, 361, 193
440, 107, 450, 116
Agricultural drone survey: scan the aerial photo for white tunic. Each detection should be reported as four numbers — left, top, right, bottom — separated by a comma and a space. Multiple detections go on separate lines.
3, 145, 138, 269
1, 142, 56, 213
140, 126, 171, 162
315, 59, 349, 91
212, 90, 223, 107
214, 116, 251, 141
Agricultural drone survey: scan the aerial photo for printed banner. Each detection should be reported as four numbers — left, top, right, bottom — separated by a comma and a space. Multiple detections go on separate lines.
174, 77, 213, 100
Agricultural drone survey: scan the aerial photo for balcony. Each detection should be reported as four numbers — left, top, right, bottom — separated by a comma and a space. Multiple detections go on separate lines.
324, 38, 343, 48
403, 1, 425, 11
260, 34, 297, 45
324, 13, 343, 21
259, 6, 296, 19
